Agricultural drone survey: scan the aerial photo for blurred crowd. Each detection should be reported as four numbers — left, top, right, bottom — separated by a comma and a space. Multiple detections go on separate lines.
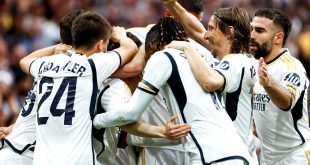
0, 0, 309, 127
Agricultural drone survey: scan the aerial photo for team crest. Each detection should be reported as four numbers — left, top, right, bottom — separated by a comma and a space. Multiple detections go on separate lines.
218, 61, 230, 70
283, 72, 301, 87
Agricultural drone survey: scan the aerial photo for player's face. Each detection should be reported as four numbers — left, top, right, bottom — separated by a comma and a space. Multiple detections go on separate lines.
204, 16, 226, 59
250, 17, 274, 59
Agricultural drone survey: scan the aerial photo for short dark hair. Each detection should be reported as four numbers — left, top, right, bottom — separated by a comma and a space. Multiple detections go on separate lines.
71, 11, 112, 50
59, 9, 84, 45
213, 7, 251, 54
178, 0, 203, 15
145, 17, 188, 57
254, 8, 292, 47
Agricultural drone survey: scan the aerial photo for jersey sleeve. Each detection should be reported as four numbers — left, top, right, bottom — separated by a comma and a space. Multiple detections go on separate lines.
29, 57, 46, 79
280, 70, 309, 110
89, 51, 121, 84
213, 56, 241, 92
93, 52, 172, 128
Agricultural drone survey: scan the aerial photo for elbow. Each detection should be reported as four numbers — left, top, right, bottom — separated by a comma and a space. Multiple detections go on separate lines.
19, 58, 28, 74
199, 78, 218, 92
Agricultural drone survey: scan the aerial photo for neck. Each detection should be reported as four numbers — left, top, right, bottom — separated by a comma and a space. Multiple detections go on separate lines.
264, 45, 283, 63
72, 47, 97, 57
218, 44, 231, 60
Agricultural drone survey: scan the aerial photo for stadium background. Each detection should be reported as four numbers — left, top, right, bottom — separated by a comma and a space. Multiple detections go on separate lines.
0, 0, 309, 127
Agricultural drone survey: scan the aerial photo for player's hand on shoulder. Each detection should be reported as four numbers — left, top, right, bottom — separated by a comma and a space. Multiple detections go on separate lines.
164, 115, 191, 140
165, 40, 191, 52
54, 43, 72, 54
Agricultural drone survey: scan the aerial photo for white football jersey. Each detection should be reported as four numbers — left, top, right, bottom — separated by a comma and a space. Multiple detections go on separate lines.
253, 49, 310, 164
0, 81, 37, 160
94, 78, 131, 165
30, 50, 121, 165
94, 48, 251, 164
213, 54, 257, 158
128, 25, 214, 154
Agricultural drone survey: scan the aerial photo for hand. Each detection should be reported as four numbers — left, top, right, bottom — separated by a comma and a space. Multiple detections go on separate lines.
0, 126, 12, 140
165, 40, 190, 52
110, 26, 126, 43
54, 44, 72, 54
258, 57, 270, 87
161, 0, 177, 8
164, 115, 191, 140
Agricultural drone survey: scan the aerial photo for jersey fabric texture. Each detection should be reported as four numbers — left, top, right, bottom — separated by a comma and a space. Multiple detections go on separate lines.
29, 50, 121, 165
253, 49, 310, 164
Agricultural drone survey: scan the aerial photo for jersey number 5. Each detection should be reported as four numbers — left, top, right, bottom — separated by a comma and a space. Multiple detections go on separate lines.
37, 76, 77, 125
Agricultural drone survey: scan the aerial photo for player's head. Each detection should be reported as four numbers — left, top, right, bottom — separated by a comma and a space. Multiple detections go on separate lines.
59, 9, 84, 45
71, 11, 112, 53
250, 8, 292, 59
145, 17, 188, 57
205, 7, 251, 57
165, 0, 204, 21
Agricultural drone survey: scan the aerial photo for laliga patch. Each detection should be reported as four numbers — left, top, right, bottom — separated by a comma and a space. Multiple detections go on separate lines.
218, 61, 230, 70
283, 72, 301, 87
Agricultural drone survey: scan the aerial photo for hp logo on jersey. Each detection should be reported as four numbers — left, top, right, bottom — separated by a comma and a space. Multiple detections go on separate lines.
284, 73, 301, 87
218, 61, 230, 70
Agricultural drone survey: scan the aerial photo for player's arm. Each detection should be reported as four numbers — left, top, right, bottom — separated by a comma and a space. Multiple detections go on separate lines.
120, 115, 190, 139
19, 44, 71, 74
258, 57, 292, 110
161, 0, 208, 48
94, 53, 172, 128
112, 44, 146, 78
166, 41, 224, 92
0, 123, 15, 140
110, 27, 138, 67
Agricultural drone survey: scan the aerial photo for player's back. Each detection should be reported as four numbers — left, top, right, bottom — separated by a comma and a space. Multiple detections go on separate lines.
30, 51, 120, 165
152, 48, 251, 163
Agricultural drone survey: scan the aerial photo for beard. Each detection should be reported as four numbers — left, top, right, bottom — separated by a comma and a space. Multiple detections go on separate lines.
250, 40, 272, 60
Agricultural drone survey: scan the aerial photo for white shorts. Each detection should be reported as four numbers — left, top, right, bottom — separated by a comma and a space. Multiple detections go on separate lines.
138, 147, 190, 165
0, 147, 32, 165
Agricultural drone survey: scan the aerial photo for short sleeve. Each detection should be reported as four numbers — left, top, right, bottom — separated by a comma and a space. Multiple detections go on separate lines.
213, 57, 241, 92
141, 51, 172, 91
29, 57, 46, 79
89, 51, 121, 83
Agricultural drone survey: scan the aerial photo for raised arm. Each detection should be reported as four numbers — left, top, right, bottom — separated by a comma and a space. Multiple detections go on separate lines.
111, 27, 138, 67
258, 57, 292, 110
161, 0, 207, 48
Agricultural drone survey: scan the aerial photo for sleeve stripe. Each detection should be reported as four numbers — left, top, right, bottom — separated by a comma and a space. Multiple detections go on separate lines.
111, 50, 122, 68
137, 79, 159, 95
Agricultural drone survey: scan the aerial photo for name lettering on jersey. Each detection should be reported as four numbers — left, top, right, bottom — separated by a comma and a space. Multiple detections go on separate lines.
39, 61, 86, 76
62, 60, 86, 76
39, 62, 60, 75
218, 61, 230, 70
284, 72, 301, 87
253, 93, 270, 111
